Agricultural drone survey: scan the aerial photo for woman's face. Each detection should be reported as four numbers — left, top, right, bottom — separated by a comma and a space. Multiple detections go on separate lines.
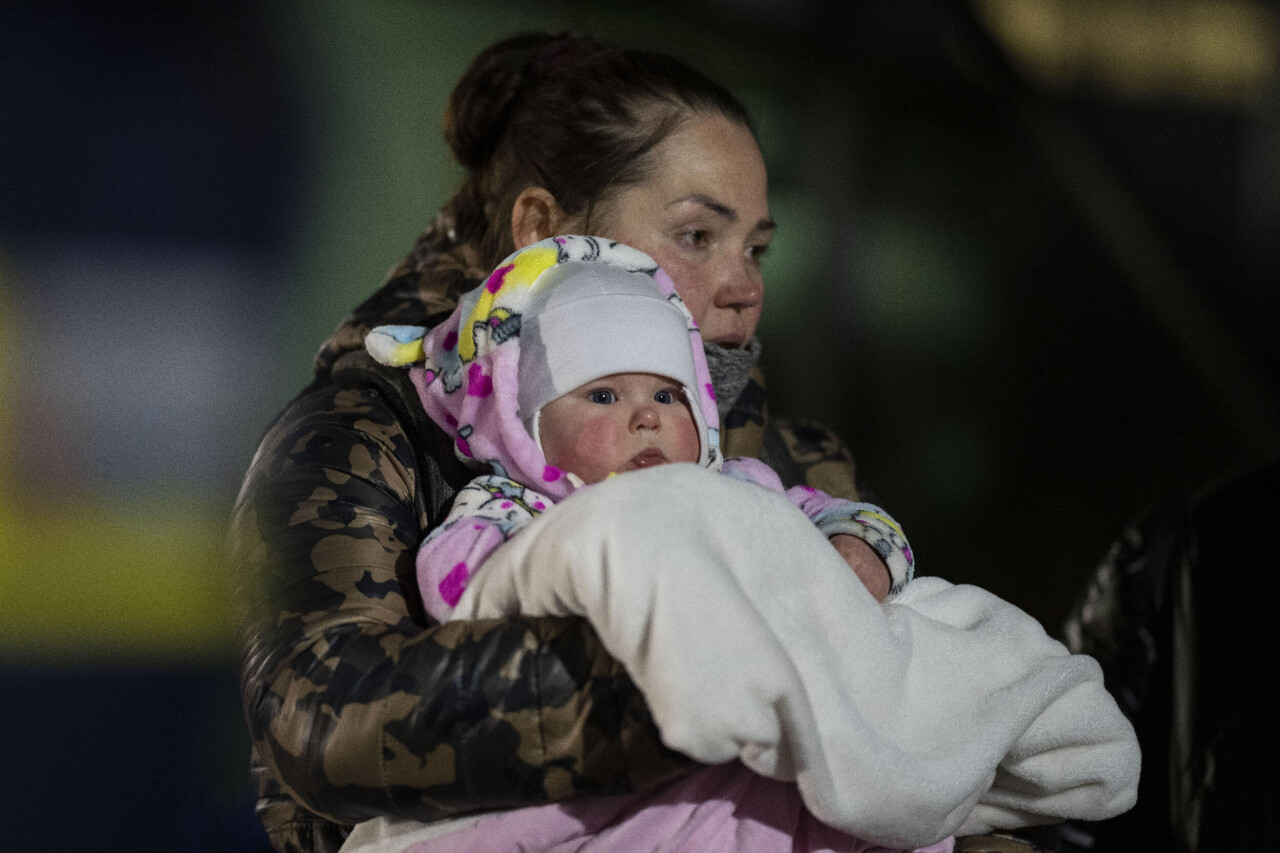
590, 114, 773, 349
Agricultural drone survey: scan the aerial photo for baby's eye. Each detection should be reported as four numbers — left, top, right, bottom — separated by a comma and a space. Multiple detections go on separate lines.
654, 389, 675, 404
588, 389, 616, 404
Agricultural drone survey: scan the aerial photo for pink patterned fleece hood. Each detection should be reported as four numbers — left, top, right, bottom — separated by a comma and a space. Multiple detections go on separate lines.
365, 235, 723, 501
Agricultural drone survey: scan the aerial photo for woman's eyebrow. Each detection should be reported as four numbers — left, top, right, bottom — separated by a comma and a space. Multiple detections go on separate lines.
668, 193, 777, 233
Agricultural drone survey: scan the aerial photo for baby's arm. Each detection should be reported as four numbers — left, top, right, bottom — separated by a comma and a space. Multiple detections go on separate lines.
789, 490, 914, 600
417, 474, 553, 622
828, 534, 892, 602
720, 457, 914, 601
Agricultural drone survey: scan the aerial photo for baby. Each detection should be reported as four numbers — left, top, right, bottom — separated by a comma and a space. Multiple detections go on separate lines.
357, 235, 939, 853
368, 235, 914, 627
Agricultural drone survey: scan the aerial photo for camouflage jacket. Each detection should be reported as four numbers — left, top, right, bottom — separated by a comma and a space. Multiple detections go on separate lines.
230, 223, 867, 853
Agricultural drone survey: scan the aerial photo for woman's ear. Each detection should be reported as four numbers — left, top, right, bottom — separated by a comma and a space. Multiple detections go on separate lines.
511, 187, 571, 249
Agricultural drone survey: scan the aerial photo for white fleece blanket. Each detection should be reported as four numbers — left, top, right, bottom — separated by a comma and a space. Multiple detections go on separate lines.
454, 465, 1139, 849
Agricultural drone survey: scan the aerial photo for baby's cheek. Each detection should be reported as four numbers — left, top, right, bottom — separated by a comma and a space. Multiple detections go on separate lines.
573, 417, 627, 455
557, 416, 629, 479
675, 419, 701, 462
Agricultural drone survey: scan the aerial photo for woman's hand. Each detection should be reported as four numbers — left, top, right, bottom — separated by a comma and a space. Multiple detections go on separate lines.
829, 533, 891, 602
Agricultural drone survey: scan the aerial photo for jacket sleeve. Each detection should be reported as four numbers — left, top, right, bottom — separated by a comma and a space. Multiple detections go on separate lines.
760, 416, 864, 501
230, 382, 692, 842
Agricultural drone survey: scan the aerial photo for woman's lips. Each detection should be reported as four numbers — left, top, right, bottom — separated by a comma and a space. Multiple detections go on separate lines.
708, 330, 751, 349
629, 448, 667, 469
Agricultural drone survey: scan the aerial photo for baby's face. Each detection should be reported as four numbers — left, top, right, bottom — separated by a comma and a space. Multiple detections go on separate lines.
540, 372, 700, 485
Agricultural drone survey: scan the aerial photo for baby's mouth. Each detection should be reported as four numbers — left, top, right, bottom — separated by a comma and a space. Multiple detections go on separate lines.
629, 448, 667, 469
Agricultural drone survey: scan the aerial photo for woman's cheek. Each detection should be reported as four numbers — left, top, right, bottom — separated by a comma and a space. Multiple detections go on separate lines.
657, 258, 712, 327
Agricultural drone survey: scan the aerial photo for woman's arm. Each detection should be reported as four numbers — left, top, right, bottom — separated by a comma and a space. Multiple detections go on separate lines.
230, 382, 691, 842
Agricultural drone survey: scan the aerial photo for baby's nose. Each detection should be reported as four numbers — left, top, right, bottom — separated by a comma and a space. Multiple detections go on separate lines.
631, 405, 660, 430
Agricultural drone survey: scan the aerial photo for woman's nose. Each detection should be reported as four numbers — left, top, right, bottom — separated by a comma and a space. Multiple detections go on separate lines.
713, 262, 763, 311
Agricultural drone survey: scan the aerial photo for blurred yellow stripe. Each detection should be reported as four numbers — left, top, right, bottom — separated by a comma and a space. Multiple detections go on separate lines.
0, 499, 236, 662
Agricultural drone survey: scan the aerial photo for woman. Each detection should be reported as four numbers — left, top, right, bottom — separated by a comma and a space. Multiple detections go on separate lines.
231, 32, 1039, 853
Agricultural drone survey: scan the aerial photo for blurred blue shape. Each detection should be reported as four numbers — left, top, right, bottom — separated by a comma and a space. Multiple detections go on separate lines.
0, 664, 271, 851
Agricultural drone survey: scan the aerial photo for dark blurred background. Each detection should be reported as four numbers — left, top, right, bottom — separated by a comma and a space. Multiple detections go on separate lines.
2, 0, 1276, 848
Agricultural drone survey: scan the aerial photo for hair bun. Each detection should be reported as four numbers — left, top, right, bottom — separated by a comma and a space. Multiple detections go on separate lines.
444, 31, 602, 171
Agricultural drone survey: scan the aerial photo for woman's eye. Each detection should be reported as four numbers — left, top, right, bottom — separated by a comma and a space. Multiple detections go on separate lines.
747, 243, 770, 264
588, 390, 616, 404
654, 390, 674, 404
680, 229, 709, 248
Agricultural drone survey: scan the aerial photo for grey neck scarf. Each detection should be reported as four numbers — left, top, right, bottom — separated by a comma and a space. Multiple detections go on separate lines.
703, 337, 762, 422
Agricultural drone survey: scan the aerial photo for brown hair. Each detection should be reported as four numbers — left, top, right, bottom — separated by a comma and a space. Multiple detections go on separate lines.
432, 31, 756, 273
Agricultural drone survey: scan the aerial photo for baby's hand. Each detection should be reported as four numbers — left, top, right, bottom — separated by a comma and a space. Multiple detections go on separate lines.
829, 534, 891, 602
